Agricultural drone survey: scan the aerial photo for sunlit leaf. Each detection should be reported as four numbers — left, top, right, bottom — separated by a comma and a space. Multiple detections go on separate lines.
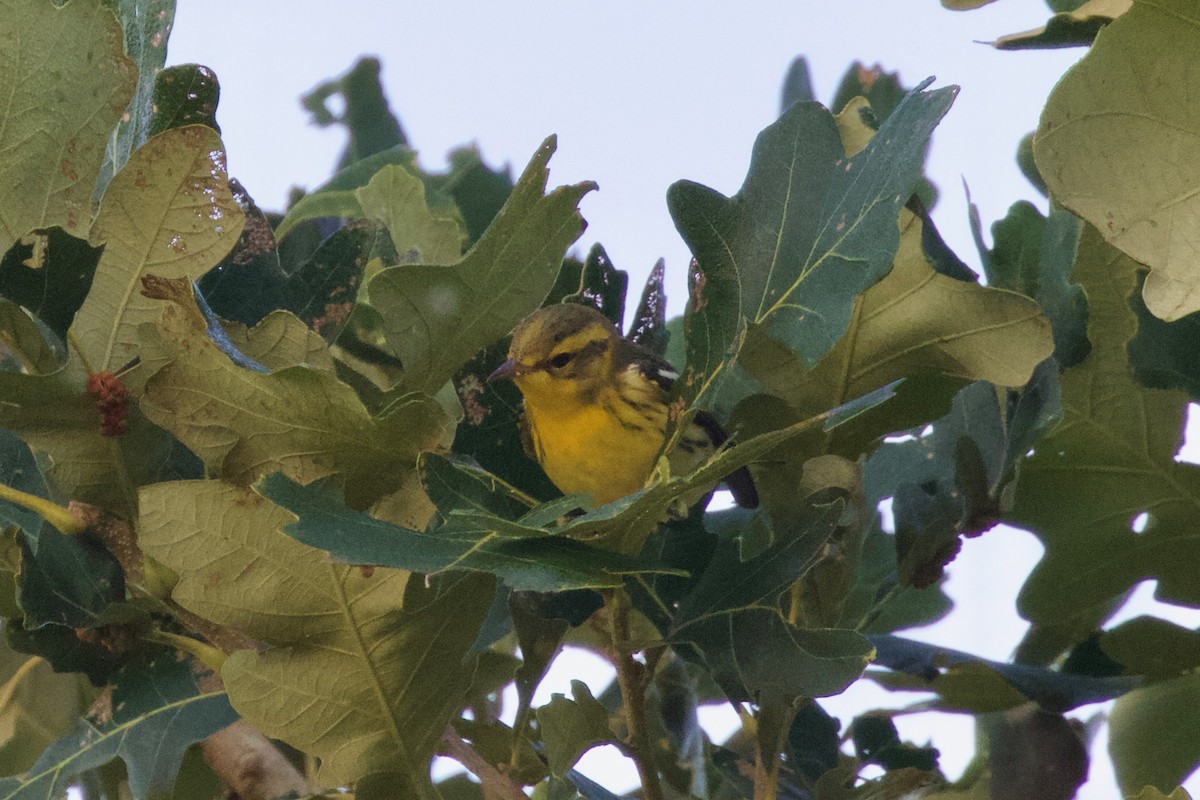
1035, 0, 1200, 320
0, 0, 135, 253
74, 125, 245, 371
138, 479, 490, 790
138, 276, 451, 508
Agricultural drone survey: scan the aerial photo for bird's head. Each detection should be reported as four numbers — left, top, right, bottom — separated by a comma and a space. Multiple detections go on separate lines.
488, 303, 619, 405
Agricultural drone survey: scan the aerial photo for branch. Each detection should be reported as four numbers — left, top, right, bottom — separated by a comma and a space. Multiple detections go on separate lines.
604, 589, 665, 800
440, 724, 527, 800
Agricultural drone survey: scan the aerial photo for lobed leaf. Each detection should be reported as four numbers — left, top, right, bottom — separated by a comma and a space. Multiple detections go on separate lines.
74, 125, 246, 371
138, 479, 490, 790
368, 136, 595, 396
1008, 226, 1200, 626
138, 276, 451, 508
0, 655, 236, 800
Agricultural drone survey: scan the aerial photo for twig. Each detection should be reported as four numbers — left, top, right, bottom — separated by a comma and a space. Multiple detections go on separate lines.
604, 589, 665, 800
440, 724, 528, 800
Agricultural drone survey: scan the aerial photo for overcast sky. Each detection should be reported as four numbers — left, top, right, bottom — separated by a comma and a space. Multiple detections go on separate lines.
167, 3, 1198, 797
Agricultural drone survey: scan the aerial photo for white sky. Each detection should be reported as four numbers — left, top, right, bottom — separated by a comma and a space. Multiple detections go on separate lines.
167, 2, 1200, 798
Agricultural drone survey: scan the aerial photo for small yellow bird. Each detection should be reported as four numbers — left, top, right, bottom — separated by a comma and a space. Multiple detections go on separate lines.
488, 303, 757, 509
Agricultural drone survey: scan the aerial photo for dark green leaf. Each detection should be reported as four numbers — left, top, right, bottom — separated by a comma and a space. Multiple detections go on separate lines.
0, 655, 237, 800
787, 701, 840, 781
0, 229, 103, 341
851, 715, 939, 772
779, 56, 816, 112
257, 473, 682, 591
17, 528, 124, 628
627, 258, 669, 355
565, 244, 628, 325
1100, 616, 1200, 679
868, 634, 1141, 712
987, 707, 1088, 800
302, 56, 408, 168
982, 202, 1088, 368
147, 64, 220, 135
0, 430, 49, 538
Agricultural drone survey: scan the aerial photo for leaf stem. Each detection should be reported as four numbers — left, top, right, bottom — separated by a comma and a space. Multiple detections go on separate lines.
0, 482, 86, 534
603, 588, 664, 800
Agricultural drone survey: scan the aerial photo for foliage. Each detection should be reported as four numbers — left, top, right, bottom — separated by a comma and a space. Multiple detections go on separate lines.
0, 1, 1197, 799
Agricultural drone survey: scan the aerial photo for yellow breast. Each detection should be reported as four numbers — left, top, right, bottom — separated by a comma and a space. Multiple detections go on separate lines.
523, 383, 667, 506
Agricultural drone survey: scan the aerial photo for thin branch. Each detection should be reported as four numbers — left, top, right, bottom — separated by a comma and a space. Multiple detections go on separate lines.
440, 724, 527, 800
604, 589, 665, 800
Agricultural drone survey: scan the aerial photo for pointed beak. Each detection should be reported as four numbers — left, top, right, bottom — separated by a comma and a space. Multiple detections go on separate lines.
487, 359, 518, 383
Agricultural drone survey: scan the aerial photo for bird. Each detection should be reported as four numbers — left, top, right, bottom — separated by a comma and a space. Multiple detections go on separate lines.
488, 303, 758, 509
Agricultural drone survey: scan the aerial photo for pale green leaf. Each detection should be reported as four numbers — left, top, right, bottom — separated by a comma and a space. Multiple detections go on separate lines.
1035, 0, 1200, 320
74, 125, 245, 371
1109, 671, 1200, 796
356, 164, 464, 265
0, 0, 135, 253
138, 479, 493, 790
138, 276, 452, 508
0, 651, 81, 777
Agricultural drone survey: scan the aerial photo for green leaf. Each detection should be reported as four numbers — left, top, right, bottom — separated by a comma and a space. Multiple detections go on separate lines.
779, 56, 816, 112
564, 244, 628, 326
0, 654, 236, 800
627, 258, 668, 355
285, 220, 389, 342
0, 229, 104, 342
1109, 670, 1200, 796
147, 63, 220, 135
1008, 225, 1200, 626
94, 0, 177, 198
356, 164, 465, 265
274, 146, 420, 241
368, 136, 595, 395
746, 209, 1054, 458
137, 478, 489, 790
1034, 0, 1200, 321
257, 473, 681, 591
1124, 788, 1194, 800
301, 56, 408, 168
0, 0, 135, 254
16, 527, 124, 628
1128, 271, 1200, 399
1100, 616, 1200, 679
536, 681, 614, 777
426, 146, 515, 245
981, 201, 1088, 368
668, 79, 956, 406
676, 612, 873, 701
0, 430, 49, 538
74, 125, 245, 371
669, 491, 871, 701
138, 276, 451, 508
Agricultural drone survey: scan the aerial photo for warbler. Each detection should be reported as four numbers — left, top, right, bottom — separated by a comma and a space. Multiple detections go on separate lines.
488, 303, 757, 509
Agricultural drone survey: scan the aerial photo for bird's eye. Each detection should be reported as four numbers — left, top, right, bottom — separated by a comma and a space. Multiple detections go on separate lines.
548, 351, 575, 369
